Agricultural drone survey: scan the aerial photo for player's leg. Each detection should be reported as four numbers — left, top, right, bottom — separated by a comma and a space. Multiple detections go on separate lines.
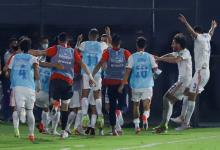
10, 88, 20, 137
60, 99, 71, 139
154, 83, 182, 133
133, 99, 141, 134
72, 108, 83, 135
81, 74, 91, 128
25, 89, 36, 142
108, 85, 118, 135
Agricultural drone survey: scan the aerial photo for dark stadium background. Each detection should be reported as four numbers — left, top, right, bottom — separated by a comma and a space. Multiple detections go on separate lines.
0, 0, 219, 126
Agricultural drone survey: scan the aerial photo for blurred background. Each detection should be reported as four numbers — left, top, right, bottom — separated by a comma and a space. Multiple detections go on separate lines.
0, 0, 219, 126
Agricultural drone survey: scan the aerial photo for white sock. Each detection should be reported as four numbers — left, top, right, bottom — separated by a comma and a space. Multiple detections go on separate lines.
143, 110, 150, 124
181, 96, 188, 119
117, 110, 124, 126
52, 111, 60, 132
95, 98, 102, 115
41, 111, 49, 129
116, 117, 122, 131
133, 118, 140, 129
91, 114, 97, 128
74, 110, 82, 129
66, 111, 76, 130
26, 110, 35, 136
185, 101, 196, 125
81, 97, 89, 115
12, 111, 19, 129
166, 102, 173, 124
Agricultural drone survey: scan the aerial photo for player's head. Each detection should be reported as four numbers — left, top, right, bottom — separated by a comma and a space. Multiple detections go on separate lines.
40, 36, 49, 49
9, 37, 18, 51
57, 32, 68, 45
136, 36, 147, 51
194, 25, 204, 34
19, 38, 32, 53
112, 34, 121, 48
172, 33, 186, 51
101, 34, 109, 43
89, 28, 99, 41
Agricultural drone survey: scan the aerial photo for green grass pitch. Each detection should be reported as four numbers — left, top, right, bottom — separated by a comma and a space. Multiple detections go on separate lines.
0, 123, 220, 150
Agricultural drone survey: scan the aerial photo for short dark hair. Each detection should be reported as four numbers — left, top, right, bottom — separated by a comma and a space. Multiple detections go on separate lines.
173, 33, 186, 49
194, 26, 204, 34
89, 28, 99, 37
112, 34, 121, 46
136, 36, 147, 49
101, 34, 108, 38
57, 32, 68, 43
19, 38, 32, 53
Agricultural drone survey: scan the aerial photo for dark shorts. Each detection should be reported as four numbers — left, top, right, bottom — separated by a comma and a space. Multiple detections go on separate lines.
50, 79, 73, 100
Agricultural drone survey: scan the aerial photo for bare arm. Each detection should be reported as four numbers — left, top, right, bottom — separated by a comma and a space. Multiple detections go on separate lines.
157, 56, 183, 64
92, 60, 104, 77
209, 20, 218, 37
179, 14, 198, 38
33, 63, 39, 80
28, 50, 47, 57
75, 34, 83, 48
118, 68, 131, 93
39, 61, 64, 70
105, 26, 112, 44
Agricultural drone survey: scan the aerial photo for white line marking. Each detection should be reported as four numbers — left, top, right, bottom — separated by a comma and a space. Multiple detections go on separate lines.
115, 135, 219, 150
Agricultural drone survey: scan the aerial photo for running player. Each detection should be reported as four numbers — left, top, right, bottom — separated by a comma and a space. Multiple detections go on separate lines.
29, 32, 96, 139
119, 37, 161, 134
153, 33, 192, 133
171, 14, 218, 130
8, 38, 40, 142
79, 28, 106, 135
93, 34, 131, 136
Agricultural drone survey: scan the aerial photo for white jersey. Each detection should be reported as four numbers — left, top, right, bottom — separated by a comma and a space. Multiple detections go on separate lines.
172, 49, 192, 86
194, 33, 211, 70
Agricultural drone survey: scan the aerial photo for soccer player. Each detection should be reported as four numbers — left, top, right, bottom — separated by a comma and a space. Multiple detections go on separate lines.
119, 37, 160, 134
93, 34, 131, 135
171, 14, 218, 130
153, 33, 192, 133
29, 32, 96, 139
8, 38, 40, 142
79, 28, 106, 135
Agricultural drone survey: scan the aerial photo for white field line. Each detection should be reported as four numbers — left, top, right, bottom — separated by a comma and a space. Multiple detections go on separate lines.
115, 135, 219, 150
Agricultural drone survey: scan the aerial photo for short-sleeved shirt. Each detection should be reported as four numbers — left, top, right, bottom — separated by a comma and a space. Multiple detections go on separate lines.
194, 33, 211, 70
172, 49, 192, 86
101, 48, 131, 85
46, 45, 82, 85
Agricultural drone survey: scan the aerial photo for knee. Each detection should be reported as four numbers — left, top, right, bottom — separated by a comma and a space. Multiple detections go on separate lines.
188, 92, 197, 101
164, 93, 177, 104
61, 100, 70, 111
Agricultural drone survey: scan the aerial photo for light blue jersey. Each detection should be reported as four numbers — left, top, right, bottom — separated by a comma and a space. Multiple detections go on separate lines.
10, 53, 37, 91
81, 41, 104, 76
39, 67, 51, 93
130, 52, 154, 89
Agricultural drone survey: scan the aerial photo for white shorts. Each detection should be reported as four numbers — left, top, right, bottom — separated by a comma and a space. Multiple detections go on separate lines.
131, 88, 153, 102
82, 74, 102, 91
10, 88, 16, 107
69, 91, 81, 108
88, 90, 96, 105
14, 86, 36, 110
35, 91, 50, 108
189, 68, 210, 94
167, 82, 187, 100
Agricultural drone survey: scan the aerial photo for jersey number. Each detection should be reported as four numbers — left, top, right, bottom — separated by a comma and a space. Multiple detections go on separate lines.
18, 65, 26, 79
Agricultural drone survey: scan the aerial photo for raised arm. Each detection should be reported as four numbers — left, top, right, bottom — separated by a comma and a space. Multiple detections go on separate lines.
208, 20, 218, 37
75, 34, 83, 48
105, 26, 112, 44
178, 14, 198, 38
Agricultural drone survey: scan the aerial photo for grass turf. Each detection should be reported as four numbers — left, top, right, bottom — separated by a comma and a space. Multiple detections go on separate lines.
0, 123, 220, 150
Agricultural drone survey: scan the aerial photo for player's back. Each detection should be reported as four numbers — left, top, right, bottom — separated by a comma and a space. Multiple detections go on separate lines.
194, 33, 211, 70
10, 53, 36, 91
80, 41, 104, 74
130, 51, 154, 89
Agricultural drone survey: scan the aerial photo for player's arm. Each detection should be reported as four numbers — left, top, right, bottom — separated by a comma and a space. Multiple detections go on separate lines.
75, 34, 83, 48
33, 62, 41, 92
105, 26, 112, 44
118, 68, 131, 93
39, 61, 64, 70
178, 14, 198, 38
208, 20, 218, 37
92, 59, 105, 77
28, 49, 47, 56
156, 55, 183, 64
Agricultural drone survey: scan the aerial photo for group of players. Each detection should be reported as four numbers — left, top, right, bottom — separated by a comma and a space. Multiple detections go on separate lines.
4, 14, 217, 142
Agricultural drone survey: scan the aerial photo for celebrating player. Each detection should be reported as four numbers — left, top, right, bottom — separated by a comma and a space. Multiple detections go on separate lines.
171, 14, 218, 130
119, 37, 161, 134
153, 33, 192, 133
